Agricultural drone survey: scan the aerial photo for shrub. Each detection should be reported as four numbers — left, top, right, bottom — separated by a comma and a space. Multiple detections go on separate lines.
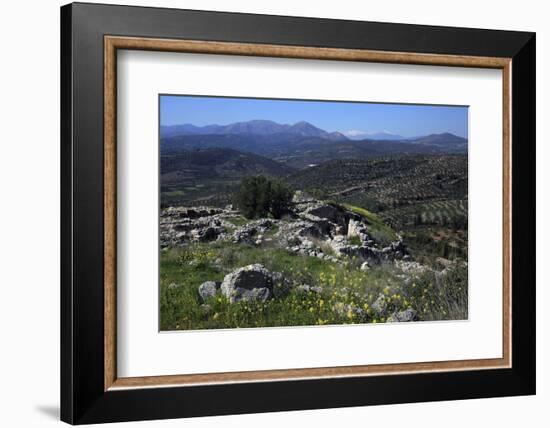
234, 176, 294, 219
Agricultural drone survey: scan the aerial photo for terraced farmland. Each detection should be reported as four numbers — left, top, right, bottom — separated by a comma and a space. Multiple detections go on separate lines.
381, 199, 468, 228
287, 154, 468, 228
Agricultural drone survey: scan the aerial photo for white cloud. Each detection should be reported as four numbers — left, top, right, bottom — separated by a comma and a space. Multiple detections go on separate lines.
341, 129, 369, 137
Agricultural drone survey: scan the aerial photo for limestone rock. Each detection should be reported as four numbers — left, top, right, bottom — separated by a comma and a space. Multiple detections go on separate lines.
371, 294, 388, 316
221, 264, 282, 303
198, 281, 220, 301
387, 308, 419, 322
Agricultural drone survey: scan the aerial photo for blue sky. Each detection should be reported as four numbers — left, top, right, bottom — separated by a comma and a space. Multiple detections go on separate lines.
160, 95, 468, 138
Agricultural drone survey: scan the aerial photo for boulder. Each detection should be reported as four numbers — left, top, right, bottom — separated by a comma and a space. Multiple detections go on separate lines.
371, 294, 388, 316
387, 308, 419, 322
347, 219, 366, 239
305, 204, 349, 227
232, 226, 257, 243
300, 213, 333, 235
200, 303, 213, 315
297, 284, 323, 294
394, 259, 428, 275
221, 264, 282, 303
190, 226, 224, 242
198, 281, 220, 301
329, 235, 348, 254
282, 219, 325, 239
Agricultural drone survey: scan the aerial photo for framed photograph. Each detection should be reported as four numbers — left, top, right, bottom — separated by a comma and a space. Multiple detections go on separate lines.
61, 2, 535, 424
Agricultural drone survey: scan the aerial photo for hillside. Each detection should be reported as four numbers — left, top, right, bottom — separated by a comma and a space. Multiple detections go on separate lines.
161, 148, 295, 206
286, 155, 468, 230
162, 147, 295, 179
160, 190, 468, 330
162, 133, 467, 169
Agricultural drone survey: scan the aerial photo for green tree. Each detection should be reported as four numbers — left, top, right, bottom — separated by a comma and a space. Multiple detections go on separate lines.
234, 176, 294, 219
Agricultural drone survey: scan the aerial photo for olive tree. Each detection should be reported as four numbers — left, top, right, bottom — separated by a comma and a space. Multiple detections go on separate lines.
234, 176, 294, 219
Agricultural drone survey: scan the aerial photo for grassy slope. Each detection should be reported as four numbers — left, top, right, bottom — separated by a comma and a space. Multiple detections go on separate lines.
160, 241, 467, 331
343, 204, 398, 244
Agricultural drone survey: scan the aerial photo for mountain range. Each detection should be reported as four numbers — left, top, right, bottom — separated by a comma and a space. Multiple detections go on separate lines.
160, 119, 467, 169
161, 119, 348, 141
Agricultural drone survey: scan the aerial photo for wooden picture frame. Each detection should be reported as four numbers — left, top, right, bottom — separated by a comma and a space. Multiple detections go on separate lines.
61, 2, 535, 424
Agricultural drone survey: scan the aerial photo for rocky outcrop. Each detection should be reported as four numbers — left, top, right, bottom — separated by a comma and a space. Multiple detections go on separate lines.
190, 225, 225, 242
164, 206, 224, 219
161, 196, 407, 263
394, 259, 429, 275
229, 219, 275, 245
329, 227, 406, 264
160, 206, 240, 247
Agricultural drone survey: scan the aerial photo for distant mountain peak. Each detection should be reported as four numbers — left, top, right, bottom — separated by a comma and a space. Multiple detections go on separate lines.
161, 119, 335, 139
288, 121, 326, 137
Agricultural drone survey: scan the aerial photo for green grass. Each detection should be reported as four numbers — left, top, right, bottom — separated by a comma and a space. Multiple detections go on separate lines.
343, 204, 399, 245
226, 216, 249, 227
162, 190, 186, 198
159, 240, 467, 330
